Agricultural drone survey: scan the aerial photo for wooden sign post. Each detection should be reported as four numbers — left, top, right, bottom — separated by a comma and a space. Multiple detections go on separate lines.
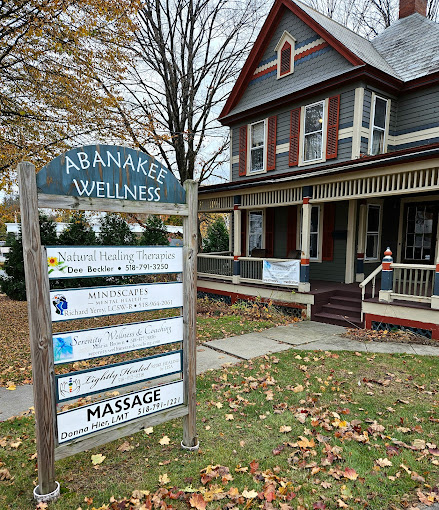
18, 145, 198, 502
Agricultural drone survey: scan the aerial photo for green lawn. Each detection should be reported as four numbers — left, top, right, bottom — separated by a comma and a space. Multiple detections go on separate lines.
1, 349, 438, 510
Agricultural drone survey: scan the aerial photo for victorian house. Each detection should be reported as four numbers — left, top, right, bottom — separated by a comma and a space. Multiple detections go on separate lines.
197, 0, 439, 339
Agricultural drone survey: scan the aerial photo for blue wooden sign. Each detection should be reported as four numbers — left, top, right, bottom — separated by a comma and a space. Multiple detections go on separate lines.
36, 145, 186, 204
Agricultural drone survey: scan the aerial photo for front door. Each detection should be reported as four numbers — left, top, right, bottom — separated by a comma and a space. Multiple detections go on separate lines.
402, 202, 438, 263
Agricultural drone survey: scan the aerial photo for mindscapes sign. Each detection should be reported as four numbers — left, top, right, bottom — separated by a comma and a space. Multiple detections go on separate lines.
36, 145, 186, 204
47, 246, 183, 279
53, 316, 183, 364
55, 350, 182, 402
57, 379, 184, 444
50, 282, 183, 322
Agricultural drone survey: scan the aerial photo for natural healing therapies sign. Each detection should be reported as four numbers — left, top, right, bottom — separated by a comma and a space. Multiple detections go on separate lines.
50, 282, 183, 322
53, 316, 183, 364
57, 380, 184, 444
262, 259, 300, 286
47, 246, 183, 279
55, 350, 182, 402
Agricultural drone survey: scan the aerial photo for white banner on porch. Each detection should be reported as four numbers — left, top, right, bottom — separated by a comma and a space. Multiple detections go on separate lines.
262, 260, 300, 286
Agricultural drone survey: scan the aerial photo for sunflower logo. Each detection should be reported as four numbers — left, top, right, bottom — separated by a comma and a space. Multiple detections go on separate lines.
47, 256, 67, 274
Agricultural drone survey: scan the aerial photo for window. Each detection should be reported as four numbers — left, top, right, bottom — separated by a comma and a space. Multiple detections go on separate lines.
303, 101, 324, 162
280, 42, 291, 76
299, 205, 320, 260
405, 204, 435, 261
249, 121, 265, 173
275, 31, 295, 79
248, 211, 263, 254
370, 96, 388, 156
365, 204, 381, 260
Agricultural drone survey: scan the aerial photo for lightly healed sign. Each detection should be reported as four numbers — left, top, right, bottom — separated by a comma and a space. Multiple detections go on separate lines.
47, 246, 183, 279
50, 282, 183, 322
36, 145, 186, 204
57, 379, 184, 444
262, 259, 300, 286
53, 316, 183, 364
56, 350, 182, 402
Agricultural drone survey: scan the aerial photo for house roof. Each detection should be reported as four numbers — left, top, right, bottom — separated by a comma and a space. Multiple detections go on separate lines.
219, 0, 439, 122
292, 0, 399, 78
371, 13, 439, 81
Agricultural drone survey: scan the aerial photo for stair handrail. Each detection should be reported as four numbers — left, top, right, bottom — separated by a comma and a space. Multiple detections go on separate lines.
359, 264, 382, 312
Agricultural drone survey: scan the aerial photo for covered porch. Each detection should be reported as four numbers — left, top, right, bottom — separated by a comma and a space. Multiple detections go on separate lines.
198, 158, 439, 338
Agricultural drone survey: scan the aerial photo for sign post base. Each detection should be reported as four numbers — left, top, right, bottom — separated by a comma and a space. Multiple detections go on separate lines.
33, 481, 60, 503
181, 440, 199, 451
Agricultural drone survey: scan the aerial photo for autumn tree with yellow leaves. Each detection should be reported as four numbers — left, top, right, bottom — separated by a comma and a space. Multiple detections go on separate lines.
0, 0, 148, 191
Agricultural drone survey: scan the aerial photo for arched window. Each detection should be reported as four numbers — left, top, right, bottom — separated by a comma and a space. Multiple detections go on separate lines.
280, 41, 291, 76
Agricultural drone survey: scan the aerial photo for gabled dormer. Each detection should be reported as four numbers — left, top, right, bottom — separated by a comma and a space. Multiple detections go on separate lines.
275, 31, 296, 78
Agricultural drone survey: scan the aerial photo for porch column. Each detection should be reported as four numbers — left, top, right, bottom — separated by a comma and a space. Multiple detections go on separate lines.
345, 200, 357, 284
356, 202, 367, 282
233, 195, 241, 285
379, 247, 393, 302
299, 186, 312, 293
431, 237, 439, 309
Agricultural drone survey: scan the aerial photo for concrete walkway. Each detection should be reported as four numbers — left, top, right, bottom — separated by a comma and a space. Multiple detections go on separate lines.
2, 321, 439, 421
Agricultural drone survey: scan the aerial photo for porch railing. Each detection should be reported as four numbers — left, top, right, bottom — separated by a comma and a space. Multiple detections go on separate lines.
197, 254, 300, 288
197, 253, 233, 279
359, 261, 436, 319
392, 263, 435, 302
239, 257, 263, 281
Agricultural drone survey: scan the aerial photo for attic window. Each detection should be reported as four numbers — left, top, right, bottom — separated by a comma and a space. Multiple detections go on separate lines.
275, 31, 296, 79
280, 42, 291, 76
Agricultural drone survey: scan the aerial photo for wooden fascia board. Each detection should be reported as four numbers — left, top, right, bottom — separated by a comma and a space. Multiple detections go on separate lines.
219, 1, 284, 120
198, 143, 439, 194
219, 0, 368, 120
283, 0, 364, 67
401, 71, 439, 92
221, 67, 402, 127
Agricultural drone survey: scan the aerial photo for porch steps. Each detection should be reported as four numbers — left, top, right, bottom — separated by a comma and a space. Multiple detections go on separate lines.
313, 290, 363, 329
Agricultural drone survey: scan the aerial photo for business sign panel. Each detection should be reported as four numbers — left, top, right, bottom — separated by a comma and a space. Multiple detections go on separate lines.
53, 316, 183, 364
47, 246, 183, 279
262, 260, 300, 286
50, 282, 183, 322
57, 379, 184, 444
56, 350, 182, 402
36, 145, 186, 204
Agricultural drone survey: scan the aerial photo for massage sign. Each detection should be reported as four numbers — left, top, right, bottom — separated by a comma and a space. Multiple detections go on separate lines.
18, 145, 198, 503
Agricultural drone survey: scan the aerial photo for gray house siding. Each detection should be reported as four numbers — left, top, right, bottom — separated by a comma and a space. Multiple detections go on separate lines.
231, 85, 357, 182
228, 9, 355, 118
389, 85, 439, 151
310, 201, 348, 282
273, 207, 289, 258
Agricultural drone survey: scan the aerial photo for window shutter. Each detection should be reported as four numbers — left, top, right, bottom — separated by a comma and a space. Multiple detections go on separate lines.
289, 108, 301, 167
326, 95, 340, 160
241, 209, 247, 256
280, 41, 291, 76
265, 208, 275, 257
239, 125, 247, 176
322, 203, 335, 261
267, 116, 277, 171
286, 205, 297, 256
